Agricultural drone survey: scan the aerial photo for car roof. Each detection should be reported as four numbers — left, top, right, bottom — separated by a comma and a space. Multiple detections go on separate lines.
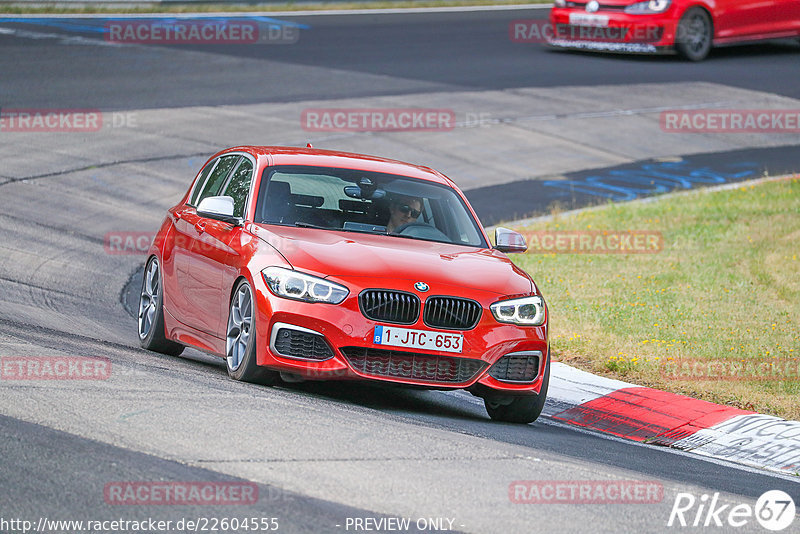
225, 146, 454, 186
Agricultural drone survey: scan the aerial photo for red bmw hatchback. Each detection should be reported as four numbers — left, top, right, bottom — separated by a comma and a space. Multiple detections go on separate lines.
138, 147, 550, 423
549, 0, 800, 61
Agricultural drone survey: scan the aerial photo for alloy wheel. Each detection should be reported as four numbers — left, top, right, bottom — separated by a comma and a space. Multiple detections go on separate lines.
226, 283, 253, 372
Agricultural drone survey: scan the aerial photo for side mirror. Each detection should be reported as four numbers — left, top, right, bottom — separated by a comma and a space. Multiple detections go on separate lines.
494, 227, 527, 253
197, 196, 242, 226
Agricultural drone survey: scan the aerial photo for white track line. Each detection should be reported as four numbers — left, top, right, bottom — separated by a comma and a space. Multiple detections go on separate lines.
0, 4, 552, 19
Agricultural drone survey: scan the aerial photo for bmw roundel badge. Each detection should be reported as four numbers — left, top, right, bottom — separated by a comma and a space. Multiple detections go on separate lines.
414, 282, 429, 292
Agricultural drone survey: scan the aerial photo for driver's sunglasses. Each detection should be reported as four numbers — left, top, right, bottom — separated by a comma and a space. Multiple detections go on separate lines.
399, 204, 421, 218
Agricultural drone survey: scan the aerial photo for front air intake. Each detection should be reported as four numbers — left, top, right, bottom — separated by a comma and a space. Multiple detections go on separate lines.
423, 296, 482, 330
358, 290, 420, 325
340, 347, 487, 385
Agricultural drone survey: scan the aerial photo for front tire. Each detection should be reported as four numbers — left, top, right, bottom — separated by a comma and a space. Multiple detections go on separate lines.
675, 7, 713, 61
138, 256, 184, 356
484, 354, 550, 424
225, 279, 279, 385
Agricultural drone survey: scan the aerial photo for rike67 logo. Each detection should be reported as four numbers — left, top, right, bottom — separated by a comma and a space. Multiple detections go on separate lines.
668, 490, 795, 531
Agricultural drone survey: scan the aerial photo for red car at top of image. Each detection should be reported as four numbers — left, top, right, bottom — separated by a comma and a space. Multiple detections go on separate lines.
137, 146, 550, 423
548, 0, 800, 60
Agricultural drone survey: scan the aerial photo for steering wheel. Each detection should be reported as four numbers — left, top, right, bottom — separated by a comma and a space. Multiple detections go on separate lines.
391, 222, 450, 241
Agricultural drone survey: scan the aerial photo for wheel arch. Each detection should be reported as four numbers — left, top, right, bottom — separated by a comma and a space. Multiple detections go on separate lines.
229, 274, 252, 306
674, 4, 715, 60
679, 3, 716, 40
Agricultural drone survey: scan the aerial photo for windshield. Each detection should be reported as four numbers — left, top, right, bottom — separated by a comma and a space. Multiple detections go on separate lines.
254, 165, 487, 248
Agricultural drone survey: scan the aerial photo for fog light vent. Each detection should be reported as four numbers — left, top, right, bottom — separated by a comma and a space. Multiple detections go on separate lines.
489, 351, 541, 383
271, 323, 333, 361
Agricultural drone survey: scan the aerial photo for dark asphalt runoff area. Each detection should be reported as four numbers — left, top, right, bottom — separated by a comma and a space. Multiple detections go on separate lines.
469, 145, 800, 225
1, 9, 800, 110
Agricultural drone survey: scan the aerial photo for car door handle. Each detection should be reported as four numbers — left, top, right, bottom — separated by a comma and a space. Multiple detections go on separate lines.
195, 221, 206, 233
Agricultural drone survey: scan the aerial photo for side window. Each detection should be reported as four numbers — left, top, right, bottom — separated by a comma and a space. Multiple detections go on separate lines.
221, 158, 254, 218
195, 155, 240, 207
189, 160, 217, 206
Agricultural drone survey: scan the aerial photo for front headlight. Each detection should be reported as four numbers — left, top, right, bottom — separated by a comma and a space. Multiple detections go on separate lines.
624, 0, 671, 14
490, 295, 546, 326
262, 267, 349, 304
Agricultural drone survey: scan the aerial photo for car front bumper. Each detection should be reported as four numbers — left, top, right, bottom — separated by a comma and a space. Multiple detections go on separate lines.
251, 275, 549, 397
548, 8, 680, 51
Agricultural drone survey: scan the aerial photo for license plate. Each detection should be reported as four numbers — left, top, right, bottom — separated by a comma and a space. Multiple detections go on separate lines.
569, 13, 609, 27
373, 325, 463, 353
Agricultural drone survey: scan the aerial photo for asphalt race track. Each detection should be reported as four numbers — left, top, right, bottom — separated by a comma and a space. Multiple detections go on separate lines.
2, 8, 800, 109
1, 6, 799, 534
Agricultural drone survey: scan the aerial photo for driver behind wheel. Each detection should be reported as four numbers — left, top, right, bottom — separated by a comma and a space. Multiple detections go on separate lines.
386, 195, 422, 233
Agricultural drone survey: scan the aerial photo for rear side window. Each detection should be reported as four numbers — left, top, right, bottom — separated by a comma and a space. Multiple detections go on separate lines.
192, 155, 240, 207
221, 158, 254, 218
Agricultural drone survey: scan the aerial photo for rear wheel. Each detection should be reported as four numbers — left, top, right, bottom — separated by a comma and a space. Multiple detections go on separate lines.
484, 354, 550, 424
676, 7, 713, 61
138, 256, 184, 356
225, 279, 280, 385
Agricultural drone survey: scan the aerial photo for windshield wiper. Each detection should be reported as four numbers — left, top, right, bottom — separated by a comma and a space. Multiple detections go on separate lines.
343, 227, 385, 235
294, 222, 339, 230
388, 232, 454, 245
294, 222, 449, 243
387, 232, 430, 242
295, 222, 392, 235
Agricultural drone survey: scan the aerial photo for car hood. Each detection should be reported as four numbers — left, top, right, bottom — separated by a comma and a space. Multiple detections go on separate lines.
560, 0, 639, 5
587, 0, 637, 5
251, 225, 534, 298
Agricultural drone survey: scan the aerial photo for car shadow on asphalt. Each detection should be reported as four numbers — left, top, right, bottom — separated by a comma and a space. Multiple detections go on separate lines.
548, 38, 800, 63
278, 379, 490, 422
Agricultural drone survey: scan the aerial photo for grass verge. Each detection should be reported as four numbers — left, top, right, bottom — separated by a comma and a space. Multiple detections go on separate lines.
509, 175, 800, 420
0, 0, 548, 15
